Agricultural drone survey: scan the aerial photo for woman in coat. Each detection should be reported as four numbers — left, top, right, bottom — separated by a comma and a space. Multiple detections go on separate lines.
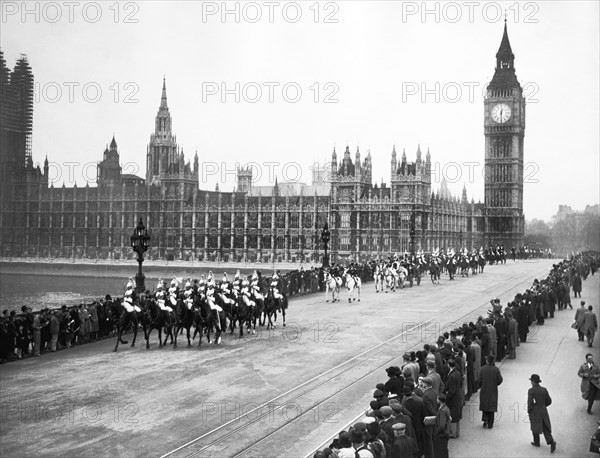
478, 354, 503, 428
88, 304, 99, 341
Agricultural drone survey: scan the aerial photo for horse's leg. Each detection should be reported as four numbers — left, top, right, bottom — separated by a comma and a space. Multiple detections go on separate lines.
113, 328, 121, 352
186, 326, 192, 347
130, 322, 138, 348
173, 325, 179, 349
145, 325, 151, 349
281, 308, 286, 327
358, 284, 361, 302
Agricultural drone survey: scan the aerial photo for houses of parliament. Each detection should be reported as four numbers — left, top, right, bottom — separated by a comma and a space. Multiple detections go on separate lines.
0, 25, 525, 263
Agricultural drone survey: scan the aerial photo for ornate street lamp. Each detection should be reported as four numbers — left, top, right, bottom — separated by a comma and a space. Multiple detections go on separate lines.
321, 222, 331, 268
130, 217, 150, 293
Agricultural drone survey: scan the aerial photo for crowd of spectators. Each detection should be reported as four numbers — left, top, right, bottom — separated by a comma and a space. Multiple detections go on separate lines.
313, 251, 599, 458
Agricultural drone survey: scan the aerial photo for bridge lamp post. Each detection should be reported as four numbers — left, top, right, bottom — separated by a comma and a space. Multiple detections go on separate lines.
321, 222, 331, 268
130, 217, 150, 293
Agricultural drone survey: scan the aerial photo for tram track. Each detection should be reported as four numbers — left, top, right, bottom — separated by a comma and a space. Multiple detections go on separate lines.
160, 263, 547, 458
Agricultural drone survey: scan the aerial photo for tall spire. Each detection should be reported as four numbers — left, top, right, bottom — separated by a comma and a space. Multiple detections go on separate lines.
489, 21, 520, 90
161, 77, 168, 108
496, 20, 514, 69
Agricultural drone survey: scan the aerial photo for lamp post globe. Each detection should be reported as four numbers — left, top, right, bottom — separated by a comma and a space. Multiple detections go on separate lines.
130, 217, 150, 293
321, 222, 331, 268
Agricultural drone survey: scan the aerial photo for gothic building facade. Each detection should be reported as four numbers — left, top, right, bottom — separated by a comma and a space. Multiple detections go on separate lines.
0, 25, 524, 263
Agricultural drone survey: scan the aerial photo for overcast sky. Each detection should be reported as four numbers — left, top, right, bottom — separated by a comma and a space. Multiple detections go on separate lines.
2, 1, 598, 221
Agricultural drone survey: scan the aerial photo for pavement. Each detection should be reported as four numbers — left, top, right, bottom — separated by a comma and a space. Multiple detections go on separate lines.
449, 271, 600, 458
0, 259, 598, 458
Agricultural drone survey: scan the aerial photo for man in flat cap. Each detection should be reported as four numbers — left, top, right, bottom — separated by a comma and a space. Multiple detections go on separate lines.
390, 423, 418, 458
389, 400, 415, 439
527, 374, 556, 453
402, 385, 433, 458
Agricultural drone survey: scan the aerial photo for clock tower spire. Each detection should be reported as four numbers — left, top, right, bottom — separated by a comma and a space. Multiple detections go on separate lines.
483, 22, 525, 250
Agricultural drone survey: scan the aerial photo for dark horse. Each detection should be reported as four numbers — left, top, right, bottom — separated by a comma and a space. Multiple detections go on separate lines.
113, 303, 140, 352
140, 299, 175, 349
202, 296, 227, 345
173, 299, 195, 349
429, 261, 441, 284
229, 296, 249, 337
263, 289, 287, 329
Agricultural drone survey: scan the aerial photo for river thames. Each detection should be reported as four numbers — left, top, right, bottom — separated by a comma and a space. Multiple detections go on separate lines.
0, 262, 299, 312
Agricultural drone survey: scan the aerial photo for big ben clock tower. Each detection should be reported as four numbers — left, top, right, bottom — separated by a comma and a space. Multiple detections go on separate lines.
484, 20, 525, 250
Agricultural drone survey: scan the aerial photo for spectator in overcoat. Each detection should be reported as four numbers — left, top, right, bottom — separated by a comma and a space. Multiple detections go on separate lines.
444, 358, 463, 439
402, 385, 431, 458
89, 303, 99, 341
49, 311, 60, 352
583, 305, 598, 347
478, 355, 503, 428
527, 374, 556, 453
575, 301, 587, 341
506, 312, 518, 359
578, 353, 600, 414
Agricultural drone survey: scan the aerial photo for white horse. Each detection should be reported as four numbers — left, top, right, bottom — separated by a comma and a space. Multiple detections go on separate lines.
384, 266, 397, 293
344, 270, 361, 302
324, 272, 342, 303
374, 264, 385, 293
397, 266, 408, 289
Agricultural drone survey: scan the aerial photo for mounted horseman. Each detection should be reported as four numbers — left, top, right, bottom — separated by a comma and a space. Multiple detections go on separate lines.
172, 278, 196, 348
265, 270, 287, 328
324, 269, 342, 302
141, 280, 175, 348
217, 272, 237, 334
343, 267, 361, 302
205, 272, 224, 344
113, 277, 141, 352
248, 271, 264, 330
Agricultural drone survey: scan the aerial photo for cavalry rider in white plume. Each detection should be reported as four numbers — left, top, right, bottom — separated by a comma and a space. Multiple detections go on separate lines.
219, 272, 236, 307
155, 279, 173, 313
168, 277, 179, 307
241, 275, 255, 308
205, 274, 222, 312
270, 270, 284, 302
183, 278, 194, 310
251, 270, 264, 301
232, 270, 242, 300
122, 277, 141, 313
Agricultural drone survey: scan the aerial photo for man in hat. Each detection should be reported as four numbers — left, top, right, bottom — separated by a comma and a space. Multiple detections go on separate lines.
582, 305, 598, 347
444, 358, 463, 438
578, 353, 600, 415
390, 423, 418, 458
575, 300, 587, 341
527, 374, 556, 453
389, 400, 415, 439
379, 405, 396, 444
346, 428, 373, 457
402, 385, 432, 458
421, 377, 438, 416
434, 393, 452, 458
478, 355, 503, 428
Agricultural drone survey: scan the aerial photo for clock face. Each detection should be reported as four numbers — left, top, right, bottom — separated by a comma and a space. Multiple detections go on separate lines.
491, 103, 511, 123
